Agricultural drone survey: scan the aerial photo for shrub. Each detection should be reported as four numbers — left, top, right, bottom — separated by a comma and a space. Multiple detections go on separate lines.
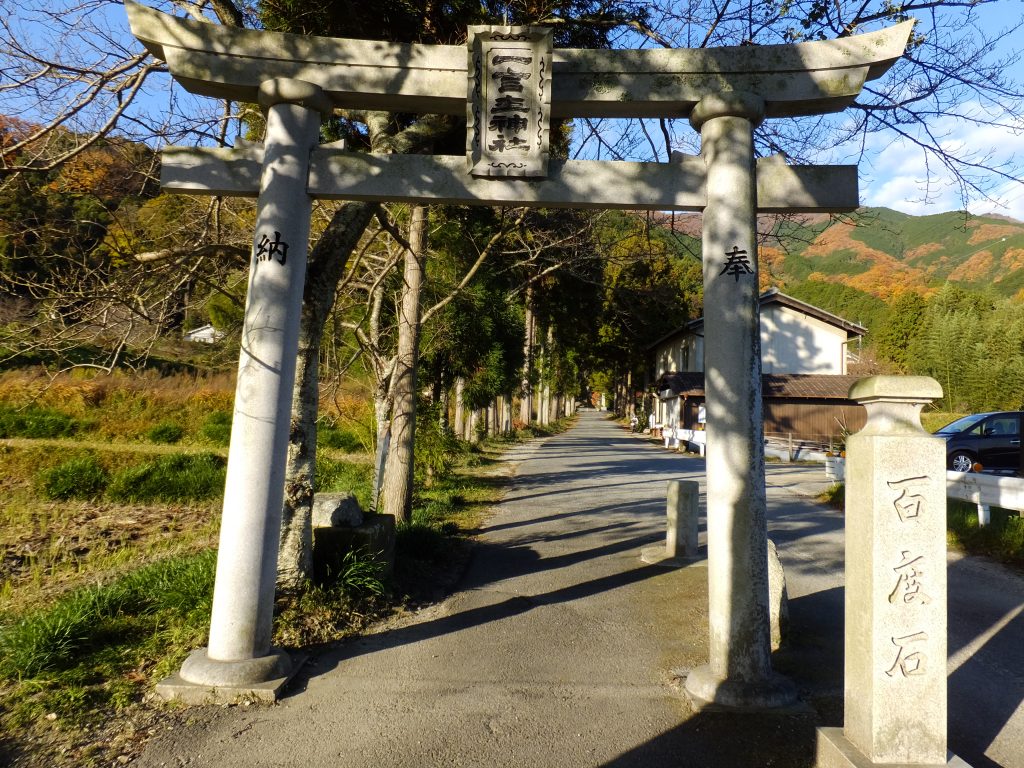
415, 405, 463, 484
325, 549, 387, 597
106, 452, 226, 503
38, 454, 109, 500
315, 455, 373, 509
319, 425, 364, 452
147, 421, 185, 444
199, 410, 232, 445
0, 404, 77, 439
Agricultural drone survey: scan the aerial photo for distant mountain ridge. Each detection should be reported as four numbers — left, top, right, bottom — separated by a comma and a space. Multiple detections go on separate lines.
655, 207, 1024, 302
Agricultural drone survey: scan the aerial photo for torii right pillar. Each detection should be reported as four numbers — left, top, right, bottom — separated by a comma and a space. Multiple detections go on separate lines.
684, 92, 798, 709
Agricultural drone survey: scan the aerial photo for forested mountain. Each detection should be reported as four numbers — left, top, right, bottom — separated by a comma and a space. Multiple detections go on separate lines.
764, 207, 1024, 301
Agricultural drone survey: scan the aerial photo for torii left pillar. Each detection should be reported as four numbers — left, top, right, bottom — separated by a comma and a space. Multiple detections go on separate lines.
159, 79, 331, 703
684, 93, 797, 709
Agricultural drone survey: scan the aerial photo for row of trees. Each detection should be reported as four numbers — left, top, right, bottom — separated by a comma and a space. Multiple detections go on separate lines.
874, 285, 1024, 413
3, 0, 1023, 591
783, 277, 1024, 413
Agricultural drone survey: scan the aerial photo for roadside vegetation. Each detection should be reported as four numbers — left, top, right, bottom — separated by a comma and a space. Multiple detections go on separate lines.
946, 502, 1024, 569
815, 411, 1024, 570
0, 368, 573, 767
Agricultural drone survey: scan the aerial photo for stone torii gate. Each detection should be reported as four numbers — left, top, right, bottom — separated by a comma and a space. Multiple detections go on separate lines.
126, 1, 911, 708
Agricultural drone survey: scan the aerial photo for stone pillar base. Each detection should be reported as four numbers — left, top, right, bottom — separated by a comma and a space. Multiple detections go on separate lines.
639, 545, 706, 568
684, 663, 798, 710
816, 728, 972, 768
155, 647, 303, 705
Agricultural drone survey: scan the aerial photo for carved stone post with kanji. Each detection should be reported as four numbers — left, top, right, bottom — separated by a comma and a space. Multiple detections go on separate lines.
159, 79, 331, 702
683, 93, 797, 709
817, 376, 970, 767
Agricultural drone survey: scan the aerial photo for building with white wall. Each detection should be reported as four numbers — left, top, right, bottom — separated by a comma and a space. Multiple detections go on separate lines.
648, 289, 867, 447
651, 288, 865, 380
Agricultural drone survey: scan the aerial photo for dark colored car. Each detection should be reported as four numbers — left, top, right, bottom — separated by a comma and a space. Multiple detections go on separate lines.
936, 411, 1023, 472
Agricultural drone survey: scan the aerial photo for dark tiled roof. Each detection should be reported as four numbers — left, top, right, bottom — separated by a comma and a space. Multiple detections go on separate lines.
655, 371, 705, 396
656, 372, 862, 400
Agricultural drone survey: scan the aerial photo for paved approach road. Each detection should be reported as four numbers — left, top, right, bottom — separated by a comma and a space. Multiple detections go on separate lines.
135, 410, 1023, 768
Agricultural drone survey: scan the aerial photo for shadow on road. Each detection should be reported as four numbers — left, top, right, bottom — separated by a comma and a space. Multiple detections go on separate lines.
293, 548, 667, 690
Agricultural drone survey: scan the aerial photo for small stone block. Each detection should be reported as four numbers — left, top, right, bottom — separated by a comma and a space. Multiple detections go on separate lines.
312, 491, 364, 528
816, 728, 972, 768
155, 654, 307, 705
666, 479, 700, 558
313, 512, 395, 581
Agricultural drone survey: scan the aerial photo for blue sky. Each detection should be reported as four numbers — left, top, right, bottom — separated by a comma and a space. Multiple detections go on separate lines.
849, 4, 1024, 220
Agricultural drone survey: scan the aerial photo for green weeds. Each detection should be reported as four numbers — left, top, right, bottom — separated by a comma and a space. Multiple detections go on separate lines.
318, 425, 365, 452
106, 452, 226, 503
35, 452, 227, 503
315, 454, 373, 508
0, 404, 78, 438
146, 421, 185, 444
199, 410, 232, 445
947, 500, 1024, 567
331, 548, 387, 597
0, 551, 215, 725
38, 454, 109, 500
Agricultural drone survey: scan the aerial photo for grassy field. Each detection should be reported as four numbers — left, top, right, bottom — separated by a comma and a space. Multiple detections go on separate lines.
0, 369, 562, 768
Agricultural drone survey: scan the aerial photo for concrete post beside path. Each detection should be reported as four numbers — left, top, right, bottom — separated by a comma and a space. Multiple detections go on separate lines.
817, 376, 970, 768
158, 79, 331, 703
641, 479, 700, 567
666, 479, 700, 559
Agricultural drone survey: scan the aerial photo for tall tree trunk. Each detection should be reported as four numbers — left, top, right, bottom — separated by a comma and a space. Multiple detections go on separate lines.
380, 204, 427, 525
454, 376, 465, 438
278, 201, 378, 592
438, 372, 450, 431
372, 372, 392, 512
519, 284, 534, 426
277, 114, 458, 588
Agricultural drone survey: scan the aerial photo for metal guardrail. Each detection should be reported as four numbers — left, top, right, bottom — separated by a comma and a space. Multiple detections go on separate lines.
946, 470, 1024, 526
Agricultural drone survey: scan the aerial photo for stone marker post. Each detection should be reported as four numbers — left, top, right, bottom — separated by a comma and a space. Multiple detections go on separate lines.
817, 376, 969, 767
666, 479, 700, 559
166, 79, 331, 700
684, 93, 796, 709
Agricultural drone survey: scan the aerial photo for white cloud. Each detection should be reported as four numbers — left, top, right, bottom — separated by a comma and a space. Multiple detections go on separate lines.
844, 106, 1024, 220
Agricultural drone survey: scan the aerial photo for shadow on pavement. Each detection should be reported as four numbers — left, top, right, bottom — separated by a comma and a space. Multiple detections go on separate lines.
294, 554, 668, 689
597, 708, 819, 767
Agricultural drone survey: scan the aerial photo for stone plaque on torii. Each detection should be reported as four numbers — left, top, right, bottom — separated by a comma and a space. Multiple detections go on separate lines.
125, 0, 910, 716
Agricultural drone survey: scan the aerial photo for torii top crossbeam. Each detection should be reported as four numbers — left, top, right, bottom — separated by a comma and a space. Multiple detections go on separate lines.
127, 1, 909, 120
126, 3, 912, 214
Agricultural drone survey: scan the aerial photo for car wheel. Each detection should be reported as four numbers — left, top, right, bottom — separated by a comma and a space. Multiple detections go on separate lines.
949, 451, 976, 472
